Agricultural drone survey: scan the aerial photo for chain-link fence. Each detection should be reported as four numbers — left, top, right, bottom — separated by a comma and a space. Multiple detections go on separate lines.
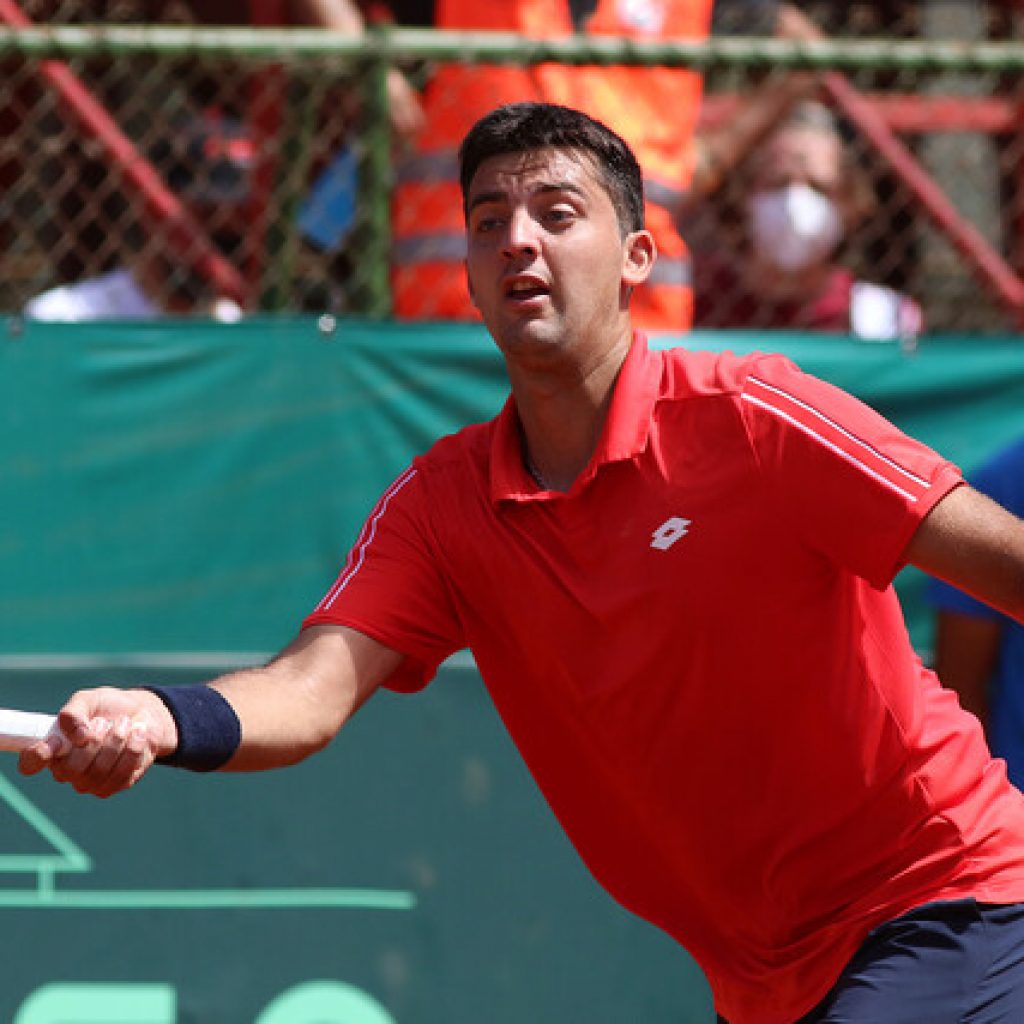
2, 3, 1024, 333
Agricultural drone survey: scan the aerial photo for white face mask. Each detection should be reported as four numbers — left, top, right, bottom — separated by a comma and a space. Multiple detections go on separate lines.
748, 183, 843, 273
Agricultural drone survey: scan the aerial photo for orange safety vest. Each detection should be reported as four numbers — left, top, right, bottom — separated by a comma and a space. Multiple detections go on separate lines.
392, 0, 712, 330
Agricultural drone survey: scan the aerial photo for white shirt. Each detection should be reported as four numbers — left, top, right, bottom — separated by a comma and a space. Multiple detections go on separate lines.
24, 269, 160, 321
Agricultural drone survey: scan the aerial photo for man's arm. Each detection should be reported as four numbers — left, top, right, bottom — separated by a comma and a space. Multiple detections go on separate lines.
905, 484, 1024, 626
213, 624, 402, 769
19, 624, 403, 798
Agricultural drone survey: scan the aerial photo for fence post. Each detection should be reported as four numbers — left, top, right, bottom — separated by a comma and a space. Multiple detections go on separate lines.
353, 26, 393, 318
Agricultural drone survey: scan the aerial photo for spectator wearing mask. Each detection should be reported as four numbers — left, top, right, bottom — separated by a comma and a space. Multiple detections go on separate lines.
691, 100, 923, 341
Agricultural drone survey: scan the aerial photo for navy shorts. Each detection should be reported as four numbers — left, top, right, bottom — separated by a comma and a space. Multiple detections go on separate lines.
717, 899, 1024, 1024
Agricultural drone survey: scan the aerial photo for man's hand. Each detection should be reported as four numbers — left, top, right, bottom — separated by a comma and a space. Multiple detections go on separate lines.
18, 687, 178, 799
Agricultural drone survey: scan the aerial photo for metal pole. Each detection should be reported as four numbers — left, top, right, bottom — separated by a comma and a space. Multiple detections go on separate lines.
823, 71, 1024, 324
4, 26, 1024, 74
352, 28, 393, 318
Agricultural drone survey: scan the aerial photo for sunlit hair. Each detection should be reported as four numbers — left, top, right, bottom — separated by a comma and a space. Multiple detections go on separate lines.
459, 102, 645, 236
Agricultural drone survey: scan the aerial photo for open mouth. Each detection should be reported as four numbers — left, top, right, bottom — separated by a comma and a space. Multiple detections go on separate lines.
505, 278, 549, 302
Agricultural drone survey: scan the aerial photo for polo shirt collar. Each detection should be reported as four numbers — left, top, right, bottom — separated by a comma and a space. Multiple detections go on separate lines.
489, 331, 662, 503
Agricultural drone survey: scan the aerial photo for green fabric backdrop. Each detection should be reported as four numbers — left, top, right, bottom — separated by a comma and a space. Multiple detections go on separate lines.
2, 318, 1023, 658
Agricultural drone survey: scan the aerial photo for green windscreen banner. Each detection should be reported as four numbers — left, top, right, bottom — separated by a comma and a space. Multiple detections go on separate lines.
2, 318, 1023, 657
1, 317, 1023, 1024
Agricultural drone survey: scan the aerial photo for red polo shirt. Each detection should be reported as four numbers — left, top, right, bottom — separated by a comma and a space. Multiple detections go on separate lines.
304, 334, 1024, 1023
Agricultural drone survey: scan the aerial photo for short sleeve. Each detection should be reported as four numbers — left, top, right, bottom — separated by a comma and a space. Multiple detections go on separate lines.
302, 464, 465, 692
738, 355, 963, 588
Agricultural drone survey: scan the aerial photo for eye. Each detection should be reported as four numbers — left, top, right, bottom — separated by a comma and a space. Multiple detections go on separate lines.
470, 209, 507, 234
543, 206, 576, 227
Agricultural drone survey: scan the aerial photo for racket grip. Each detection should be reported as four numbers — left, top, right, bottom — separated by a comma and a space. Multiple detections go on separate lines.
0, 710, 60, 753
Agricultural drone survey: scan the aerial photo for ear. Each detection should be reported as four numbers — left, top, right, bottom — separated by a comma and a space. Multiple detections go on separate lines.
622, 230, 657, 288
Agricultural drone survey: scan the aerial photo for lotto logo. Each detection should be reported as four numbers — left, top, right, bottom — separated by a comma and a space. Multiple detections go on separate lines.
650, 516, 691, 551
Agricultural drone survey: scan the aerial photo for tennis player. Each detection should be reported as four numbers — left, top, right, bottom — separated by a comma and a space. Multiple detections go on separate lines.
21, 103, 1024, 1024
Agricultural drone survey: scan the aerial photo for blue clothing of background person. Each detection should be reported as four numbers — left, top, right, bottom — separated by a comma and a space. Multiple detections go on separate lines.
930, 435, 1024, 788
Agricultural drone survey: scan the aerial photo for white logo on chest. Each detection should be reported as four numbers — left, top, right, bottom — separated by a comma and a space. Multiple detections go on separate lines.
650, 516, 691, 551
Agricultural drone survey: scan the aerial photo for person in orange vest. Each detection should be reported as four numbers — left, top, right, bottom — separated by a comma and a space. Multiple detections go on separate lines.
391, 0, 820, 332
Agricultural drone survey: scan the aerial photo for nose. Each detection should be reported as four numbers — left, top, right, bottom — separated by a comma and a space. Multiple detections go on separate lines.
501, 209, 539, 260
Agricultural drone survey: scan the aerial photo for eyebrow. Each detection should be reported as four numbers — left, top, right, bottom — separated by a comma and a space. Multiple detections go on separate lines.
467, 180, 588, 214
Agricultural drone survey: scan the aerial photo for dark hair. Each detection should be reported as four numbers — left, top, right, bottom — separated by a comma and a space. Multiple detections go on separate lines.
458, 102, 645, 234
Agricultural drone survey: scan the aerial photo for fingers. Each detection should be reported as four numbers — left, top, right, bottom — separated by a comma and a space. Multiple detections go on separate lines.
57, 717, 154, 799
19, 689, 160, 799
17, 717, 72, 776
18, 739, 55, 776
58, 692, 109, 747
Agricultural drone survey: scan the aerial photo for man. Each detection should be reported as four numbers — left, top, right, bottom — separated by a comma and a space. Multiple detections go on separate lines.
391, 0, 822, 330
391, 0, 712, 328
21, 103, 1024, 1024
929, 434, 1024, 789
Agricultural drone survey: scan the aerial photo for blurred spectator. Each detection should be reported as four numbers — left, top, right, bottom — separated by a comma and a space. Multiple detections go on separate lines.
156, 1, 426, 140
15, 0, 422, 318
23, 112, 250, 322
46, 1, 426, 143
690, 99, 923, 340
390, 0, 820, 331
23, 261, 244, 322
24, 267, 159, 321
23, 217, 246, 321
167, 0, 424, 142
928, 435, 1024, 789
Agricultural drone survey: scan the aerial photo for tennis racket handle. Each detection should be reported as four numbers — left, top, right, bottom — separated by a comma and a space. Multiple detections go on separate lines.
0, 709, 60, 752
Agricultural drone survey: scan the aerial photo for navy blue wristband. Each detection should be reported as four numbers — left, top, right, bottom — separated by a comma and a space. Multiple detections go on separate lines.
145, 684, 241, 772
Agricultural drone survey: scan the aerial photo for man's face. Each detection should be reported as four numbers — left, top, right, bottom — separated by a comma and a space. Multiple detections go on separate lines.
464, 146, 651, 363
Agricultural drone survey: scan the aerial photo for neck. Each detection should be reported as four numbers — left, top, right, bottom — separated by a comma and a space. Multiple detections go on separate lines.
510, 329, 632, 493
